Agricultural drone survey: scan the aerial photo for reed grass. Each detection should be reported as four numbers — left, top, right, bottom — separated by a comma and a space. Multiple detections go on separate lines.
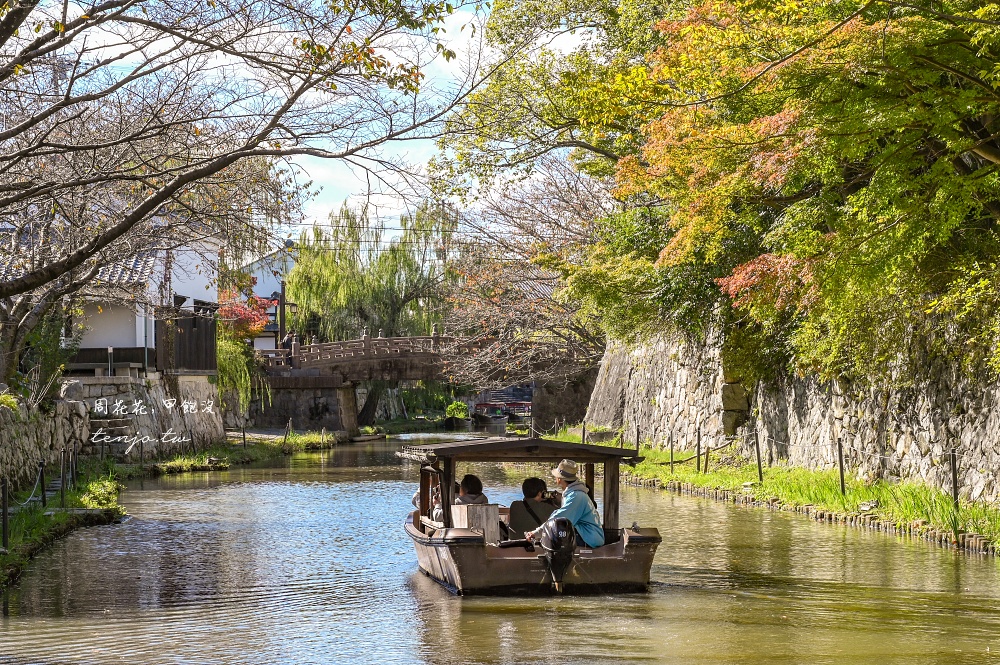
632, 446, 1000, 545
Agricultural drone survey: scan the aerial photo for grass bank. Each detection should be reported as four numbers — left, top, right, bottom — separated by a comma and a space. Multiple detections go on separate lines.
125, 419, 447, 479
121, 431, 344, 477
633, 446, 1000, 550
2, 461, 125, 590
543, 427, 1000, 552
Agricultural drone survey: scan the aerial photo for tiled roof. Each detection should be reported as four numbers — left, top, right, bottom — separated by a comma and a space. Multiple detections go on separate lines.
0, 248, 158, 287
93, 251, 158, 286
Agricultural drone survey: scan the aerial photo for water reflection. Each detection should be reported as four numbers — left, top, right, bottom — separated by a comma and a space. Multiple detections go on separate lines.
1, 439, 1000, 665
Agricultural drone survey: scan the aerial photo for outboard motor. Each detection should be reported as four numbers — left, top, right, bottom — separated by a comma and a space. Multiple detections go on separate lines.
539, 517, 576, 593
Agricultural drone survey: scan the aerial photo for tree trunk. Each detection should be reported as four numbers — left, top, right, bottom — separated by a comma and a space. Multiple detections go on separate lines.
357, 382, 386, 427
0, 343, 14, 387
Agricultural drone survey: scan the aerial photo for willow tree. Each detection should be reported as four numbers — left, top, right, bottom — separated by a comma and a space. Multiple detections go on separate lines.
288, 202, 456, 424
0, 0, 493, 384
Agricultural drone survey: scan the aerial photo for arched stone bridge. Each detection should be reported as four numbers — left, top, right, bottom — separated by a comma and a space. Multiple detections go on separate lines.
251, 333, 470, 433
251, 332, 574, 434
259, 333, 469, 383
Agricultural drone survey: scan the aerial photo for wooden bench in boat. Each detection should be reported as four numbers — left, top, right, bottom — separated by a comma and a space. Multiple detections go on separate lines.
451, 504, 501, 543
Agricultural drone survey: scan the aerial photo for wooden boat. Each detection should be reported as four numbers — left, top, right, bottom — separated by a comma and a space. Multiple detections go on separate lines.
442, 416, 472, 431
471, 403, 508, 427
502, 401, 531, 425
399, 437, 661, 595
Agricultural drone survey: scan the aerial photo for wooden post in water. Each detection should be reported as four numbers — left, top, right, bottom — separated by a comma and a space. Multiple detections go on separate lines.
242, 423, 247, 449
60, 448, 66, 508
696, 425, 702, 473
950, 447, 960, 511
321, 427, 327, 447
38, 461, 46, 508
837, 436, 845, 495
581, 421, 587, 445
139, 439, 145, 470
754, 428, 763, 483
283, 419, 292, 447
441, 458, 455, 528
2, 477, 8, 551
418, 466, 432, 522
669, 432, 674, 474
603, 459, 620, 531
704, 439, 711, 473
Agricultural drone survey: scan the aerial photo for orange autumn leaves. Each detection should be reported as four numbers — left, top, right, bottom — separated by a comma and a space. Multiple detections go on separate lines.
613, 0, 888, 316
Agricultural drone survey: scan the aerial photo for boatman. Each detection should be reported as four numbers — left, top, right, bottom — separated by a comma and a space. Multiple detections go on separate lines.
524, 459, 605, 548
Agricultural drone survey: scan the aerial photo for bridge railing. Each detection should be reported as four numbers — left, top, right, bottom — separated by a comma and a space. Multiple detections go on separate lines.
259, 349, 293, 368
259, 334, 460, 370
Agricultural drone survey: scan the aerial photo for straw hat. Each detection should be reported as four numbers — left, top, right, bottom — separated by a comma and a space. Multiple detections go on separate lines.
551, 459, 578, 482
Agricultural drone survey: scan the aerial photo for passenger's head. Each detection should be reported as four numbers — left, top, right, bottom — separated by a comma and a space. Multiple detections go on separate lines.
522, 477, 547, 500
459, 474, 483, 496
551, 459, 578, 489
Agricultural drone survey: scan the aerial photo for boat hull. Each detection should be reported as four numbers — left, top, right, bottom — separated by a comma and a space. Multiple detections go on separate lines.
405, 514, 660, 595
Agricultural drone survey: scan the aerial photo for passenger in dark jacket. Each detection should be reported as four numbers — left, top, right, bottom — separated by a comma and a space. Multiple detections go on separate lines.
508, 477, 557, 535
454, 474, 488, 505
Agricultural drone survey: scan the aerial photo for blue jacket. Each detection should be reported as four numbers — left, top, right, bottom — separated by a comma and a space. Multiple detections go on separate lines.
547, 480, 605, 548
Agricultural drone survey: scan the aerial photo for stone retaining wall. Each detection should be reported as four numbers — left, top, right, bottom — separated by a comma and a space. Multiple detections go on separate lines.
0, 375, 225, 488
532, 370, 599, 432
587, 332, 1000, 502
250, 385, 357, 432
586, 335, 739, 452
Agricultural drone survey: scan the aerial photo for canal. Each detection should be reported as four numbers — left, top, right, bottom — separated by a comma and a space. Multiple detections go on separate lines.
2, 435, 1000, 664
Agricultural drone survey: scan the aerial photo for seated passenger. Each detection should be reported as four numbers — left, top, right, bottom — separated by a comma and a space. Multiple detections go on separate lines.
508, 477, 558, 536
412, 486, 446, 522
454, 474, 488, 505
524, 459, 605, 548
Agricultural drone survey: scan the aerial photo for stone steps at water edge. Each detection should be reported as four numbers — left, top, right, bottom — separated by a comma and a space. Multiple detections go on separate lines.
4, 474, 75, 515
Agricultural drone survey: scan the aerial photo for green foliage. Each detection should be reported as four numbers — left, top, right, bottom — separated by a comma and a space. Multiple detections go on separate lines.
445, 400, 469, 419
12, 304, 83, 404
601, 0, 1000, 382
437, 0, 668, 189
217, 331, 269, 414
0, 393, 19, 410
401, 381, 460, 415
288, 201, 454, 340
455, 0, 1000, 386
80, 478, 126, 511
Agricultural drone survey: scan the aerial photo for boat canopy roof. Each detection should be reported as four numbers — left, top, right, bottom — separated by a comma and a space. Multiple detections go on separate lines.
398, 436, 642, 464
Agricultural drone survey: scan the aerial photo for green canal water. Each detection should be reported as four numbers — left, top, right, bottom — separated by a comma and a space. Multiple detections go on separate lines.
2, 435, 1000, 664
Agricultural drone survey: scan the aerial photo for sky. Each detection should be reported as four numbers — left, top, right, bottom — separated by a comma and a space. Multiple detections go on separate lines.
284, 8, 484, 239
